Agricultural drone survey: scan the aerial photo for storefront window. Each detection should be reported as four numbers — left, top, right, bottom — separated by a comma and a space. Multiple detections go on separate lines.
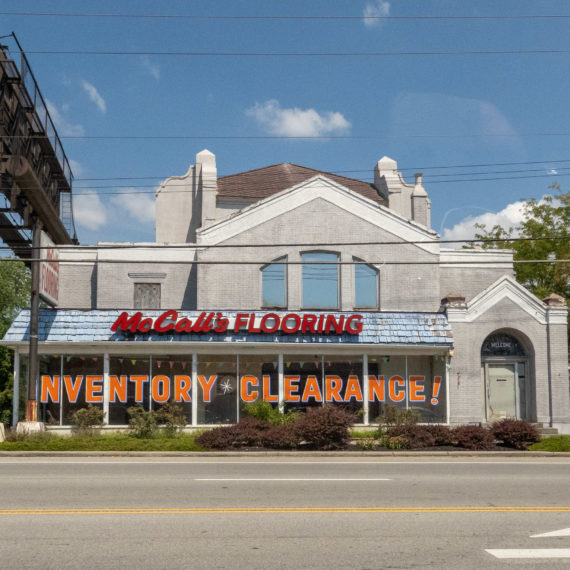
61, 355, 104, 425
39, 354, 61, 425
108, 356, 151, 425
406, 355, 446, 423
261, 258, 287, 308
239, 354, 279, 410
323, 355, 364, 423
150, 355, 192, 424
368, 355, 407, 422
283, 355, 323, 414
197, 354, 237, 424
302, 252, 339, 309
368, 355, 446, 423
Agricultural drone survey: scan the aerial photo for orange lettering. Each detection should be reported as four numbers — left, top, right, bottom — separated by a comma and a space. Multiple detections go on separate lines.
388, 375, 406, 402
240, 375, 259, 403
325, 375, 343, 402
152, 375, 170, 403
301, 376, 323, 403
85, 375, 103, 403
110, 375, 127, 403
40, 375, 59, 403
174, 375, 192, 402
198, 375, 217, 403
344, 375, 362, 402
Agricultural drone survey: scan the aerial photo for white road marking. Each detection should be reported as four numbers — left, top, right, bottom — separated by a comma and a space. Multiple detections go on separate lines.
194, 478, 392, 481
486, 549, 570, 559
1, 460, 569, 465
531, 527, 570, 538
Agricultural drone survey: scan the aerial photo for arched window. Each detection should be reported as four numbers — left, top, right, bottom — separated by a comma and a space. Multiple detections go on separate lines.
261, 257, 287, 308
302, 251, 339, 309
354, 259, 378, 308
481, 333, 526, 357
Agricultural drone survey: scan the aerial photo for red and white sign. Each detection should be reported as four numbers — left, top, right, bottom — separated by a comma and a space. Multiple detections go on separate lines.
39, 231, 59, 307
110, 310, 364, 335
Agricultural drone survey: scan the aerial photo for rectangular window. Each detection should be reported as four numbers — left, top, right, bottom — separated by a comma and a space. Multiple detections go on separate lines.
302, 252, 339, 309
261, 258, 286, 308
354, 262, 378, 308
134, 283, 161, 309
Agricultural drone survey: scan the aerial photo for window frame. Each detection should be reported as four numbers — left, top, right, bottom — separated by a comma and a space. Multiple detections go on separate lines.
260, 256, 288, 309
301, 250, 340, 310
353, 257, 379, 309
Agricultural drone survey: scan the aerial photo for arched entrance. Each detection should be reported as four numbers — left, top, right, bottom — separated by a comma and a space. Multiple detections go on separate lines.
481, 332, 531, 422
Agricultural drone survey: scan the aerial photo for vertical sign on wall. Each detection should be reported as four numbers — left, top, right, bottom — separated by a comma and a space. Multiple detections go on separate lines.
39, 230, 59, 307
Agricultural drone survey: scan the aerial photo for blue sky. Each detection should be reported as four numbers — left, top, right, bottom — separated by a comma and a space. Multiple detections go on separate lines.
2, 0, 569, 244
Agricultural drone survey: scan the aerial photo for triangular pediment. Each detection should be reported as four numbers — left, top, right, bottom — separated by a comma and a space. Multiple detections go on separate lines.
464, 275, 548, 324
197, 175, 438, 252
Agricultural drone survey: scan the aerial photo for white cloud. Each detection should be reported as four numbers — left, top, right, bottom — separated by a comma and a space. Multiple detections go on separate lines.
363, 1, 390, 28
441, 202, 526, 242
548, 169, 558, 175
140, 56, 160, 80
45, 100, 85, 137
246, 99, 350, 137
81, 80, 107, 113
73, 191, 107, 230
110, 191, 155, 224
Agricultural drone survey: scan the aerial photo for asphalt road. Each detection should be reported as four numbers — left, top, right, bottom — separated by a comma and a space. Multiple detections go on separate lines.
0, 456, 569, 569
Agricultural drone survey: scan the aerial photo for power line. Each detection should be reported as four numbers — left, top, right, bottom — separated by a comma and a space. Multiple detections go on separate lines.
1, 236, 567, 253
70, 158, 570, 181
2, 11, 570, 22
0, 257, 566, 265
5, 133, 570, 140
18, 49, 570, 57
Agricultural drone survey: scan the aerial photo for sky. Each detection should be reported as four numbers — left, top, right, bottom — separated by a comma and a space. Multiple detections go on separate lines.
2, 0, 569, 245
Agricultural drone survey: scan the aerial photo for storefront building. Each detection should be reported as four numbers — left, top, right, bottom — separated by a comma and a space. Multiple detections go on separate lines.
3, 152, 569, 431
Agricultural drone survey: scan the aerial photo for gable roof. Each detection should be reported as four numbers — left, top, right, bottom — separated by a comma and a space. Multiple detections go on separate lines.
217, 163, 386, 205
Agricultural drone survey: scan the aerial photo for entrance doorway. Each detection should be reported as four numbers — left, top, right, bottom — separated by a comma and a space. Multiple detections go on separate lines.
481, 333, 529, 422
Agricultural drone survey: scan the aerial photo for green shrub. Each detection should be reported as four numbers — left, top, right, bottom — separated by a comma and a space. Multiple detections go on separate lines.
452, 425, 495, 450
71, 405, 105, 434
127, 406, 158, 438
376, 404, 420, 432
243, 400, 300, 425
384, 435, 409, 450
355, 438, 377, 451
295, 406, 354, 450
156, 402, 187, 437
491, 419, 539, 450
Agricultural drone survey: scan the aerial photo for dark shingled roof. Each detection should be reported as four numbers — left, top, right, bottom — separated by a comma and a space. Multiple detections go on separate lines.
217, 163, 386, 205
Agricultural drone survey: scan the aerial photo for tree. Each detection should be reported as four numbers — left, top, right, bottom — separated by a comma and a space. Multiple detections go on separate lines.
0, 260, 30, 424
474, 184, 570, 301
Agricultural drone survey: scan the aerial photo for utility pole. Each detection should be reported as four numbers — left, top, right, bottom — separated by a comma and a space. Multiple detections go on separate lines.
25, 217, 41, 423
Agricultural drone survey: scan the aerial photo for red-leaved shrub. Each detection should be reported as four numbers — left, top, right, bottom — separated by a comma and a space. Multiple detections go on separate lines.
424, 424, 453, 446
386, 424, 435, 449
261, 424, 301, 449
295, 406, 354, 449
196, 417, 271, 449
491, 419, 539, 450
452, 425, 495, 450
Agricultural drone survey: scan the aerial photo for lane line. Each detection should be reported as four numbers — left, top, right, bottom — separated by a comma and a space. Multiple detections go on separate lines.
0, 506, 569, 516
194, 478, 392, 481
486, 549, 570, 559
531, 527, 570, 538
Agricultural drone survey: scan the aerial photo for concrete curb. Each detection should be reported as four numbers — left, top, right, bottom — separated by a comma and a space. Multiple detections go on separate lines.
0, 451, 568, 458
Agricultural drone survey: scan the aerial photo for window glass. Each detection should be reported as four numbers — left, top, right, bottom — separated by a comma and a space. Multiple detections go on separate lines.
283, 355, 323, 414
354, 261, 378, 308
61, 355, 104, 424
150, 355, 192, 424
406, 355, 446, 423
197, 354, 237, 424
261, 258, 286, 308
302, 252, 339, 309
108, 356, 151, 425
239, 354, 279, 410
39, 354, 61, 425
368, 355, 407, 422
368, 355, 447, 424
323, 355, 364, 424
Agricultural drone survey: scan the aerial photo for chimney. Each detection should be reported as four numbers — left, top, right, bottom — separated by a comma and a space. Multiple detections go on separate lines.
197, 149, 217, 227
412, 172, 430, 228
